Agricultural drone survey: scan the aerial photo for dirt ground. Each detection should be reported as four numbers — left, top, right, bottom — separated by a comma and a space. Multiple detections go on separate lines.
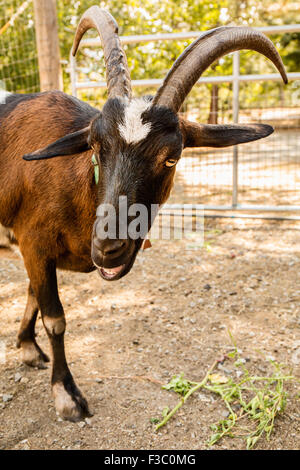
0, 217, 299, 450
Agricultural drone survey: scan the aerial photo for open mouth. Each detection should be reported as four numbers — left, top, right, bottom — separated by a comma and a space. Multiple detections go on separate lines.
98, 264, 125, 280
92, 238, 144, 281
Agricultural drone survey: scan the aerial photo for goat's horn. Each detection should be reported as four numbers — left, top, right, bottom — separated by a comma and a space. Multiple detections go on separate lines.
152, 26, 287, 113
72, 6, 132, 100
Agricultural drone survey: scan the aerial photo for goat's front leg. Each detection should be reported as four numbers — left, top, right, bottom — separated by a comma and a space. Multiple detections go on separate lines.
20, 245, 91, 421
16, 283, 50, 368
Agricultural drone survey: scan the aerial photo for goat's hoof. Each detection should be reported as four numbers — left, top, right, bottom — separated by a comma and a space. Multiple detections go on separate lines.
19, 341, 50, 369
52, 382, 92, 422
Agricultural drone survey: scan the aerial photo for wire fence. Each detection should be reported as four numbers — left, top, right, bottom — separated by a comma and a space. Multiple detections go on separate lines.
0, 0, 39, 93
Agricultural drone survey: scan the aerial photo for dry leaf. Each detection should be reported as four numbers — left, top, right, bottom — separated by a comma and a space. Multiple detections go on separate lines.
208, 373, 229, 384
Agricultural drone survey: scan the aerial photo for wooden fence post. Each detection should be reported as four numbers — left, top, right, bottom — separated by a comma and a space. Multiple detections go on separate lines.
33, 0, 63, 91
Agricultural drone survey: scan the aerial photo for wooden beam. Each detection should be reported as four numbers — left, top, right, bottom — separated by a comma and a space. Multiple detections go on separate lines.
33, 0, 63, 91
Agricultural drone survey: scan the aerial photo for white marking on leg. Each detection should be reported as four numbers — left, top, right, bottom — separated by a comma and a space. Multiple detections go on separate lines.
52, 383, 80, 420
0, 225, 14, 247
0, 89, 11, 104
21, 341, 45, 368
118, 97, 151, 144
43, 315, 66, 336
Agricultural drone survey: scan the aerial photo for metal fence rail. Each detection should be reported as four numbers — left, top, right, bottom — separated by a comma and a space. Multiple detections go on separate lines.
69, 24, 300, 214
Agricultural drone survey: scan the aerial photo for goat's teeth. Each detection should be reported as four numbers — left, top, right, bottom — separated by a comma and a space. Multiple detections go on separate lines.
105, 267, 121, 274
100, 265, 124, 277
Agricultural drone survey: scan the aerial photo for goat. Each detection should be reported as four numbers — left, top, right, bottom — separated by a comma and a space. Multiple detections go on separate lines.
0, 6, 287, 421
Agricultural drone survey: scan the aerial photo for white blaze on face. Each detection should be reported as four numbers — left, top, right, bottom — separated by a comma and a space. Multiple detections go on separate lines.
0, 89, 11, 105
118, 97, 151, 144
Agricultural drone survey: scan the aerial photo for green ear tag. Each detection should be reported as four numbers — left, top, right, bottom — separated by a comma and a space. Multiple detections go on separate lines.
92, 153, 99, 185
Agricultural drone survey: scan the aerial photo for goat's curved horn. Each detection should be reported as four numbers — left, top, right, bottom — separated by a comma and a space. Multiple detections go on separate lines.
72, 6, 132, 100
152, 26, 287, 113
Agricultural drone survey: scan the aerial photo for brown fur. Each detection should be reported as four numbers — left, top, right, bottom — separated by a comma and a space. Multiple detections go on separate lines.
0, 92, 97, 271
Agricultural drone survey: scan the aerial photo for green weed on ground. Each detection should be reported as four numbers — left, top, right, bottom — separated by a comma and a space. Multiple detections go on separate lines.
153, 338, 298, 450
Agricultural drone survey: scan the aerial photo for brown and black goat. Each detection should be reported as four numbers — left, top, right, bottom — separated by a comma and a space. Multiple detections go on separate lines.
0, 6, 287, 421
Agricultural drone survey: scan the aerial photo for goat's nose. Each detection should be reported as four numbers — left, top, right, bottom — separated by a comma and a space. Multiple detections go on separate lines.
103, 239, 126, 256
94, 238, 127, 258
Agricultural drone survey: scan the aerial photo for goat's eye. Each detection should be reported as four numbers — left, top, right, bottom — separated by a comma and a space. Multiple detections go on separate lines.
165, 158, 177, 168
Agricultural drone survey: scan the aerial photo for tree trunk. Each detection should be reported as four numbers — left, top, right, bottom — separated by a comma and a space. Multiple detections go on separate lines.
33, 0, 63, 91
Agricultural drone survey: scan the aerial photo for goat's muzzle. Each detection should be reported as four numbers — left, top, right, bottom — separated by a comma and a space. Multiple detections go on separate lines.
91, 223, 138, 280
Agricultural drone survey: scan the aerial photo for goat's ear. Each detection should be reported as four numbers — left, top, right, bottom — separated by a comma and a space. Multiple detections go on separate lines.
179, 118, 273, 148
23, 127, 91, 161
